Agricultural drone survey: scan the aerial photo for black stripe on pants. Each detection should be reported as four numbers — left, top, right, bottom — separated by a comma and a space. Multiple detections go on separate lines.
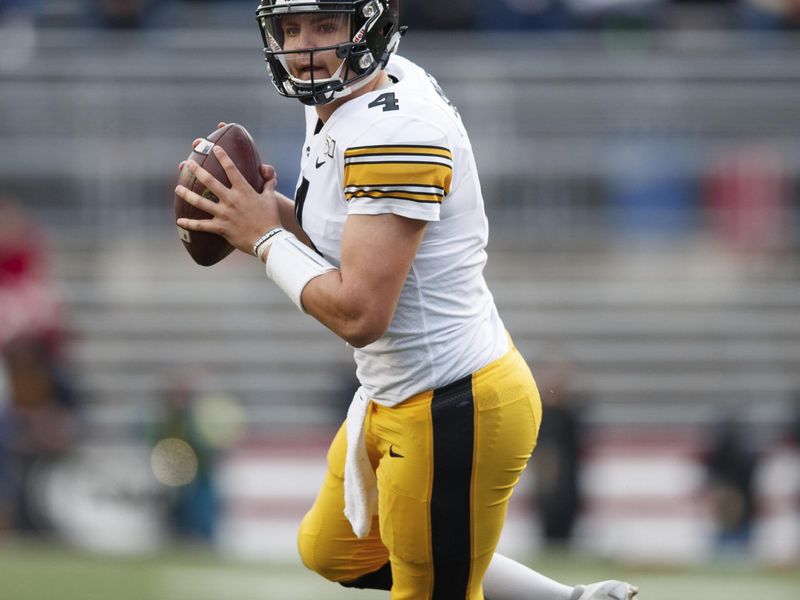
430, 374, 475, 599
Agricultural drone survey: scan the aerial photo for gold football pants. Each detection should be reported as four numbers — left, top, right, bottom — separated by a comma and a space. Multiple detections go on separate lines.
297, 343, 541, 599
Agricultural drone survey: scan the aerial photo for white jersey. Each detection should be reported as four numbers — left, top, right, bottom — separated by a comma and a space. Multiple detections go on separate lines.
294, 55, 508, 406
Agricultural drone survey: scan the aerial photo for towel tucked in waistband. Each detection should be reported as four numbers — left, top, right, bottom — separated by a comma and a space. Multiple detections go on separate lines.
343, 386, 378, 538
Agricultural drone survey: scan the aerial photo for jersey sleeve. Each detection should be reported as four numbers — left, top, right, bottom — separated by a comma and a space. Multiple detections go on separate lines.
343, 116, 453, 222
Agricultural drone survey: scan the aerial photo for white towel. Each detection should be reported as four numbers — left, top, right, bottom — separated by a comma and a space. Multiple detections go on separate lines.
343, 386, 378, 538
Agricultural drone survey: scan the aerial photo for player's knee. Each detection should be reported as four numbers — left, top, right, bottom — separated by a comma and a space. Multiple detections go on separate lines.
296, 514, 326, 578
296, 513, 345, 582
297, 514, 389, 586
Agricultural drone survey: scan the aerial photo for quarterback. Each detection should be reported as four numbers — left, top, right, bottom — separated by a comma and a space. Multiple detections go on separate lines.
175, 1, 639, 599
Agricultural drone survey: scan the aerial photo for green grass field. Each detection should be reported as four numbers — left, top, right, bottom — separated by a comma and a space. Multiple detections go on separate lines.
1, 539, 797, 600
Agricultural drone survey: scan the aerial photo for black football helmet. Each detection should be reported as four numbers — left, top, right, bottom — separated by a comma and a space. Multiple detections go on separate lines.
256, 0, 404, 106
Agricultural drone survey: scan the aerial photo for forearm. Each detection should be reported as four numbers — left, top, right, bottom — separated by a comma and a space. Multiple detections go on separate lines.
301, 270, 390, 348
262, 214, 422, 348
259, 237, 389, 347
270, 194, 369, 340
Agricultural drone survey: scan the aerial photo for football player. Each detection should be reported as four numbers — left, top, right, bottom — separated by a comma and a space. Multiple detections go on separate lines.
175, 1, 639, 598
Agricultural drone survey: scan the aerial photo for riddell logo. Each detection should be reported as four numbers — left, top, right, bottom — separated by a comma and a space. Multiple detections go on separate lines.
267, 33, 281, 53
352, 28, 366, 44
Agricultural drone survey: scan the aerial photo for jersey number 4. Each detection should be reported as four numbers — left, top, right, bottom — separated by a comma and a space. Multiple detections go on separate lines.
368, 92, 399, 112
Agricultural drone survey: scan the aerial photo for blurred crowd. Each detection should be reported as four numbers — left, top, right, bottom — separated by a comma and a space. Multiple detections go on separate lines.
0, 0, 798, 30
530, 352, 800, 557
0, 196, 229, 544
0, 196, 76, 535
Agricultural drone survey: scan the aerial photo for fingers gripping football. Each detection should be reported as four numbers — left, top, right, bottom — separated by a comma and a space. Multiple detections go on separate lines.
175, 175, 220, 220
176, 145, 280, 255
177, 124, 230, 173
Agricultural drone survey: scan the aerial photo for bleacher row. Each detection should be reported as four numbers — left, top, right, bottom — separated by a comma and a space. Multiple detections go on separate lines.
55, 236, 800, 432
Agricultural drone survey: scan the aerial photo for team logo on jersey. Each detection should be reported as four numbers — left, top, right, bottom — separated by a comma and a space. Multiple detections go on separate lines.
323, 135, 336, 158
316, 135, 336, 169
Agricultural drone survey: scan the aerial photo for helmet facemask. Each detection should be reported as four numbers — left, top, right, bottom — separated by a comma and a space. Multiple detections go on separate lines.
256, 0, 402, 106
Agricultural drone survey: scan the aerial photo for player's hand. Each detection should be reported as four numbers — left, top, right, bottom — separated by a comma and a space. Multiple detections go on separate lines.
175, 145, 282, 257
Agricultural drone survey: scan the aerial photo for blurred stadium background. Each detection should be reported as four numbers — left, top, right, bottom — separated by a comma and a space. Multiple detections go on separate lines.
1, 0, 799, 598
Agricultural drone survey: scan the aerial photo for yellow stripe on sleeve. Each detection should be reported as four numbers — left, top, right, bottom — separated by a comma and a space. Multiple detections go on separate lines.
343, 144, 454, 204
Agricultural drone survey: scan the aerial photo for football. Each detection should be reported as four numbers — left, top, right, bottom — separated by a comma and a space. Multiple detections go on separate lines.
174, 123, 264, 266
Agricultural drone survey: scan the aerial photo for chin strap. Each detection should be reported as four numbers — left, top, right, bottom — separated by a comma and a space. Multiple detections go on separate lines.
330, 66, 382, 101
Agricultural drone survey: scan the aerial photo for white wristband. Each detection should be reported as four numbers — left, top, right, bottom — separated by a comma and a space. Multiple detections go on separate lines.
253, 226, 285, 260
265, 233, 336, 312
